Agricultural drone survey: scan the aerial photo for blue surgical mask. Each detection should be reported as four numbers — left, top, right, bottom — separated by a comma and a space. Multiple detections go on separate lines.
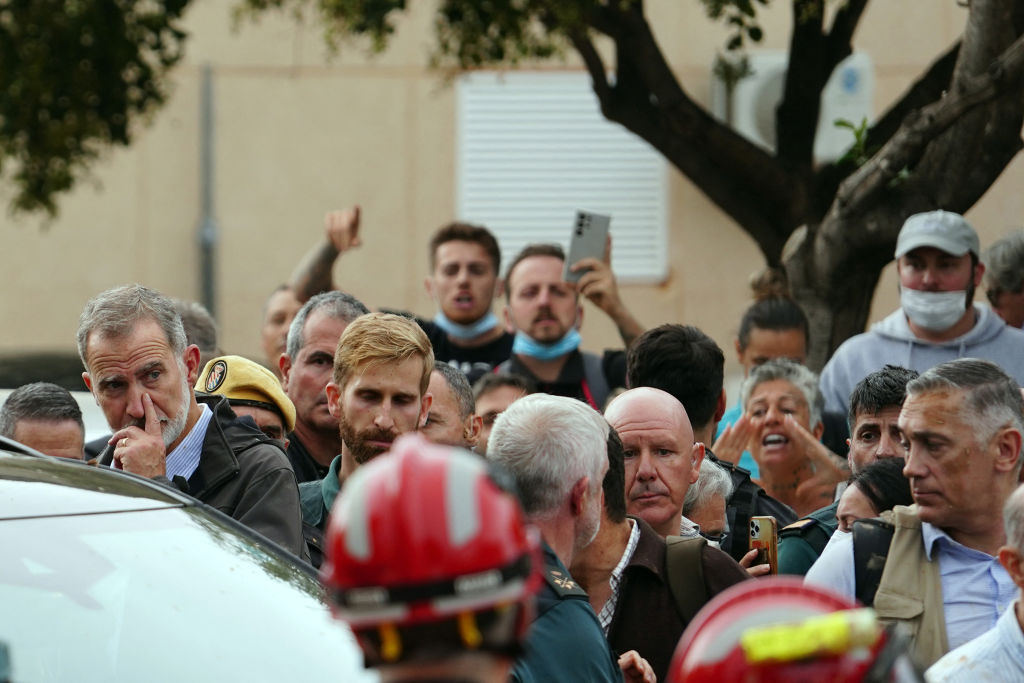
432, 311, 499, 341
512, 329, 581, 361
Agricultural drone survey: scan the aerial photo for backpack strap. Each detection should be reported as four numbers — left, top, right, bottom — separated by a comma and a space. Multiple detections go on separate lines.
852, 517, 896, 607
581, 352, 610, 410
664, 535, 710, 624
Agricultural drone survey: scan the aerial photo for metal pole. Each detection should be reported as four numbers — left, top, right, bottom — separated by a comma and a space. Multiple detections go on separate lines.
197, 63, 218, 317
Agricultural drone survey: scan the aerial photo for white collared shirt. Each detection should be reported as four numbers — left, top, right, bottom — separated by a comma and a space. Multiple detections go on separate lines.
165, 403, 212, 482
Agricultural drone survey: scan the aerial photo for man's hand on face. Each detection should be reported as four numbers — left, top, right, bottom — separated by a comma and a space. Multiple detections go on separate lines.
325, 206, 362, 254
109, 393, 167, 479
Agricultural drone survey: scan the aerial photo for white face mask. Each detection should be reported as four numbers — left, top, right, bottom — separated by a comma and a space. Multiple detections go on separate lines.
900, 288, 967, 332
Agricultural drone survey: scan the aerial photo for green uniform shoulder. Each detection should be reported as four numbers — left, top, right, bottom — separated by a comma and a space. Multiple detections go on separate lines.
780, 501, 839, 538
543, 562, 589, 599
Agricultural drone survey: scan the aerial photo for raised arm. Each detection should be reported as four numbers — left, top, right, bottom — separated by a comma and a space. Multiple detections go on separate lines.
288, 206, 362, 303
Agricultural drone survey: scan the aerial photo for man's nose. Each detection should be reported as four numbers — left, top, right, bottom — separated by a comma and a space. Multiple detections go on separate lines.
125, 383, 145, 420
636, 451, 656, 480
920, 267, 940, 290
374, 403, 396, 430
877, 431, 901, 458
902, 446, 925, 479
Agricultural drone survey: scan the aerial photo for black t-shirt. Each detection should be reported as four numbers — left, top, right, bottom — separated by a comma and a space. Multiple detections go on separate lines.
418, 319, 515, 385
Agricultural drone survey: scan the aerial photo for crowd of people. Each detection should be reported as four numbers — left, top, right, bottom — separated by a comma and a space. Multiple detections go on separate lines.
4, 208, 1024, 680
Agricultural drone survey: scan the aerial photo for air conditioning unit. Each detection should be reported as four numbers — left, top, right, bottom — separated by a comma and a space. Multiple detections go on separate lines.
710, 51, 874, 163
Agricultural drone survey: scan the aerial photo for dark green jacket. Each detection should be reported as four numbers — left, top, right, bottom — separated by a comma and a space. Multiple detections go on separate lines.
511, 542, 622, 683
777, 500, 839, 575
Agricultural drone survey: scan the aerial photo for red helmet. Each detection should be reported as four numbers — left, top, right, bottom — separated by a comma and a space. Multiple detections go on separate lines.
667, 577, 922, 683
321, 433, 542, 666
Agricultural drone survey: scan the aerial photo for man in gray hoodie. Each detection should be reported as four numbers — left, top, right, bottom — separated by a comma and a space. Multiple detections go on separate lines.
820, 210, 1024, 415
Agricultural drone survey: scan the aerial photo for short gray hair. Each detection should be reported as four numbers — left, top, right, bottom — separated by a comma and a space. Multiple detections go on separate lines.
0, 382, 84, 438
285, 290, 369, 360
683, 458, 734, 517
77, 284, 186, 370
741, 359, 823, 427
983, 230, 1024, 298
486, 394, 609, 519
908, 359, 1024, 457
433, 361, 475, 419
1004, 484, 1024, 554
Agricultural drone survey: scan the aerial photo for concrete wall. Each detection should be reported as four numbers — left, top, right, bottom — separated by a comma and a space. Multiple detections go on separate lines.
2, 0, 1020, 400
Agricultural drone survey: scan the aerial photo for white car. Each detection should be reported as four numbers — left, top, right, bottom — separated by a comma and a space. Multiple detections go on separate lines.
0, 439, 375, 682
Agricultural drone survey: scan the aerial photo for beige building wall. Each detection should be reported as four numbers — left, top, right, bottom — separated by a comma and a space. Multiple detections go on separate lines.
0, 1, 1019, 398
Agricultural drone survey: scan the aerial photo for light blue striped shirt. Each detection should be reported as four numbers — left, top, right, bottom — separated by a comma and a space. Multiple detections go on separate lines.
926, 600, 1024, 682
165, 403, 212, 483
806, 521, 1015, 650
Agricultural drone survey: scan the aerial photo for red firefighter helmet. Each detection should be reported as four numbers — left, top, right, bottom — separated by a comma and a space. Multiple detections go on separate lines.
667, 577, 922, 683
321, 433, 542, 666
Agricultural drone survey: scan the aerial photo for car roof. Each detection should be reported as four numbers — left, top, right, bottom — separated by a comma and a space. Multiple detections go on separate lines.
0, 437, 191, 520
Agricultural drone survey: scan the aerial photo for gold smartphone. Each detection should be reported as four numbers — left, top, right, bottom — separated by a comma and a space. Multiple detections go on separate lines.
749, 515, 779, 574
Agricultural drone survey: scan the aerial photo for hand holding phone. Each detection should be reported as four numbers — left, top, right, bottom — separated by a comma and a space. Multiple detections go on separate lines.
749, 516, 779, 575
563, 210, 611, 283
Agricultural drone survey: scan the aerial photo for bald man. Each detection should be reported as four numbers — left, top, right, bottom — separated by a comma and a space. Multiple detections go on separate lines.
605, 387, 706, 538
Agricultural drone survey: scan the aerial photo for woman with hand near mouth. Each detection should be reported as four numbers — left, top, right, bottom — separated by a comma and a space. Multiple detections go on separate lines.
716, 360, 848, 517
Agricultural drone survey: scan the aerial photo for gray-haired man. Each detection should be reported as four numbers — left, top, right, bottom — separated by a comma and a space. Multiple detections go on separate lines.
79, 284, 306, 557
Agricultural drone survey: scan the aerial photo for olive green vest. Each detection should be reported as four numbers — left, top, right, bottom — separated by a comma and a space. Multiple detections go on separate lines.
872, 505, 948, 669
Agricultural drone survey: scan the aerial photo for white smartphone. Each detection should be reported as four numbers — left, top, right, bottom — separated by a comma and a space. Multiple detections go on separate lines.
563, 210, 611, 283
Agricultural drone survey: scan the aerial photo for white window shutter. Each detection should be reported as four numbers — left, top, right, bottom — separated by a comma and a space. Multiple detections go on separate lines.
456, 71, 668, 283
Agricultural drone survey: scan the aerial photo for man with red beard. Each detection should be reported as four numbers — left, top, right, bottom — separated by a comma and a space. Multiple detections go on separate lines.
299, 312, 434, 567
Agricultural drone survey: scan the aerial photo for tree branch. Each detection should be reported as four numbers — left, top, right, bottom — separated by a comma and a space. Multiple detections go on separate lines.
567, 30, 611, 104
776, 0, 826, 168
833, 30, 1024, 221
824, 0, 868, 68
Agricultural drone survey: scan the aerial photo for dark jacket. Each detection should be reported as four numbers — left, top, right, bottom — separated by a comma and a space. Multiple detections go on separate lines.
777, 500, 840, 575
607, 518, 749, 682
99, 395, 306, 558
511, 542, 622, 683
498, 349, 626, 411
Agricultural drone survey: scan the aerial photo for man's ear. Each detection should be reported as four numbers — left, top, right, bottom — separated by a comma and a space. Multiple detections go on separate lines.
493, 279, 505, 300
569, 476, 590, 517
813, 420, 825, 441
993, 427, 1023, 474
465, 414, 483, 447
424, 276, 436, 300
326, 382, 341, 418
184, 344, 201, 385
418, 393, 433, 429
733, 337, 744, 364
503, 306, 516, 334
574, 304, 584, 330
82, 372, 95, 398
714, 389, 727, 424
974, 259, 986, 289
279, 355, 293, 390
690, 443, 706, 484
998, 546, 1024, 589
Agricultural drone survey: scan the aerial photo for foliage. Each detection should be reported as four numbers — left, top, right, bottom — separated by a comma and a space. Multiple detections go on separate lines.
0, 0, 189, 215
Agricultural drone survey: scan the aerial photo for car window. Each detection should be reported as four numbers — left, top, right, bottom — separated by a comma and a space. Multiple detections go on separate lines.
0, 506, 376, 682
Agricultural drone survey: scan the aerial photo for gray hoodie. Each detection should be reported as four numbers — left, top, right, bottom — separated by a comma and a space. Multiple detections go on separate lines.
820, 304, 1024, 414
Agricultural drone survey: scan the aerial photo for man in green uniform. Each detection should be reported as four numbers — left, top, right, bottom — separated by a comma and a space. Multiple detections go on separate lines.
487, 393, 652, 683
777, 365, 917, 574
